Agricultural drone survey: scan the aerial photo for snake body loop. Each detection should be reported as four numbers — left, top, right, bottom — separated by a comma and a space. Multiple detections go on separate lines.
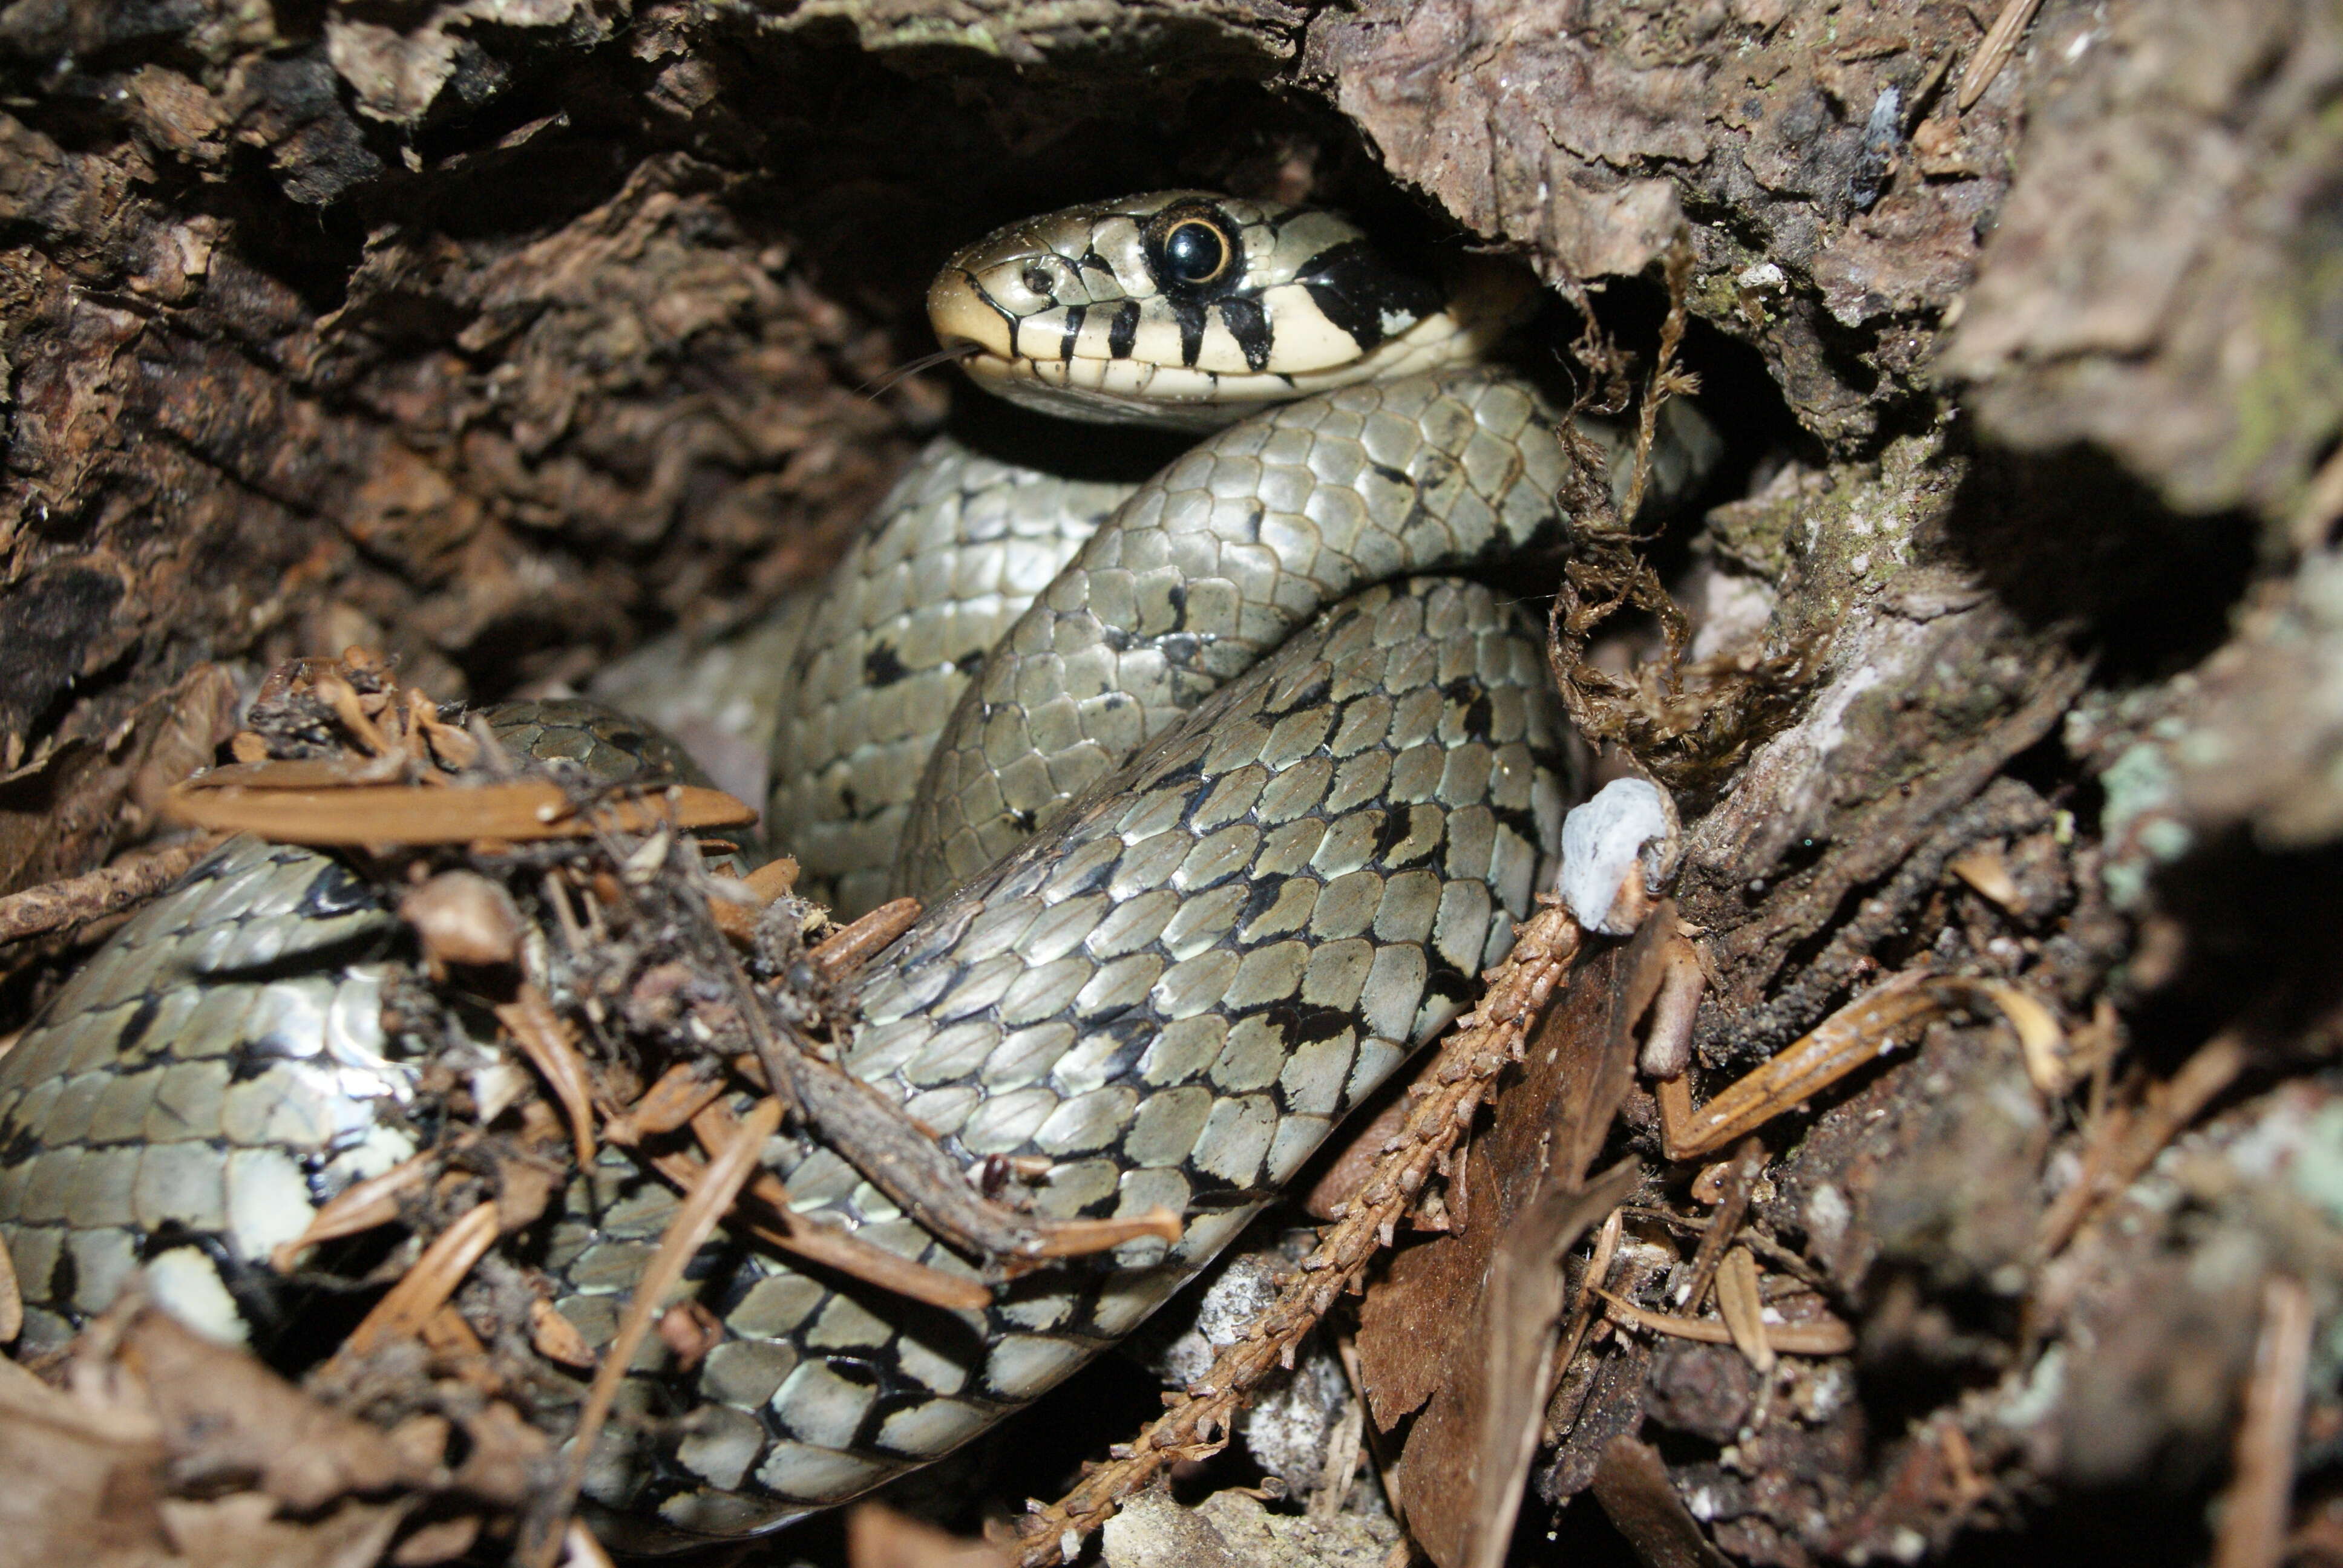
0, 192, 1687, 1541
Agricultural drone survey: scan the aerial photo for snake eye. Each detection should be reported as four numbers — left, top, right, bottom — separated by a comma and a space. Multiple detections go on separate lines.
1159, 218, 1233, 287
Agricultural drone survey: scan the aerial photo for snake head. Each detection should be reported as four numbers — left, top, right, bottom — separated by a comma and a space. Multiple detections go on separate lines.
927, 191, 1535, 429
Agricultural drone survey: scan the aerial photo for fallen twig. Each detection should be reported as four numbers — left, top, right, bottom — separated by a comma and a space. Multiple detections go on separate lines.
2214, 1275, 2313, 1568
523, 1096, 784, 1568
339, 1201, 500, 1358
2036, 1029, 2249, 1257
740, 1030, 1181, 1272
165, 774, 755, 844
497, 986, 601, 1169
1593, 1287, 1855, 1357
0, 832, 229, 946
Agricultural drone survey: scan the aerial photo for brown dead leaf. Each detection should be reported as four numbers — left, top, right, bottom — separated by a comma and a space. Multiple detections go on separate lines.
448, 1401, 551, 1508
1359, 908, 1680, 1568
399, 871, 523, 967
159, 1492, 407, 1568
115, 1305, 415, 1510
1588, 1436, 1732, 1568
0, 1352, 171, 1564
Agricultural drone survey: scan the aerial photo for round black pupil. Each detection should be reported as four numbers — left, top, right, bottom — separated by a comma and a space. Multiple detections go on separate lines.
1163, 223, 1225, 284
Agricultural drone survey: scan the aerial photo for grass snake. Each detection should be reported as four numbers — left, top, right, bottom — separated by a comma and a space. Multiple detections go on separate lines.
0, 191, 1706, 1543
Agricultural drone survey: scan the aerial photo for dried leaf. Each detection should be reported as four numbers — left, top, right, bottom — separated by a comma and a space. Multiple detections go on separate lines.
399, 871, 523, 967
159, 1492, 407, 1568
116, 1306, 415, 1511
1588, 1437, 1732, 1568
0, 1353, 170, 1563
1361, 910, 1675, 1568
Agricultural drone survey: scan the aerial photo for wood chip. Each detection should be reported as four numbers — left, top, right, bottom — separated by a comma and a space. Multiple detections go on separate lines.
1947, 846, 2020, 909
742, 854, 801, 902
1934, 976, 2066, 1095
529, 1298, 597, 1370
400, 871, 525, 968
601, 1061, 727, 1145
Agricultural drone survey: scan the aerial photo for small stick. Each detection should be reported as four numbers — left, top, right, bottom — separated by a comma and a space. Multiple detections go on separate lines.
1956, 0, 2045, 110
1675, 1136, 1763, 1312
733, 1035, 1181, 1268
340, 1201, 501, 1357
2036, 1030, 2246, 1256
2213, 1275, 2313, 1568
810, 897, 923, 979
637, 1105, 991, 1313
497, 986, 600, 1169
1593, 1288, 1853, 1356
0, 833, 228, 946
525, 1096, 783, 1568
270, 1152, 434, 1270
0, 1229, 19, 1343
602, 1061, 728, 1145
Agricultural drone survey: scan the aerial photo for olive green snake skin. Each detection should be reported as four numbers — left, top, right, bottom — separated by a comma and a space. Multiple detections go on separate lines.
0, 192, 1703, 1543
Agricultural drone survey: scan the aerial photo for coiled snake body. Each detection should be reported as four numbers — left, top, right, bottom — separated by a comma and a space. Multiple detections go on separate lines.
0, 193, 1685, 1540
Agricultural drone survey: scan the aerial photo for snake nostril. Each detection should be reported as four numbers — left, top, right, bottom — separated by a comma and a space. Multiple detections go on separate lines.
1020, 264, 1054, 297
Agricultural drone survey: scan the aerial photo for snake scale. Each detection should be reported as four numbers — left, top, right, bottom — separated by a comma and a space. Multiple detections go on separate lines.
0, 192, 1703, 1542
